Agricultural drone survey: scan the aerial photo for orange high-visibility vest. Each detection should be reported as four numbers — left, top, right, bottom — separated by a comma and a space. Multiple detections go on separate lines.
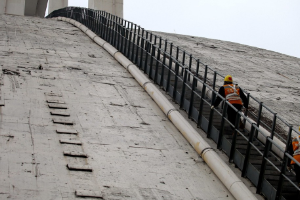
223, 84, 243, 105
291, 136, 300, 165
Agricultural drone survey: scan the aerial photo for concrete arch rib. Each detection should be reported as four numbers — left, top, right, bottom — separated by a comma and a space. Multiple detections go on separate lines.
56, 16, 258, 200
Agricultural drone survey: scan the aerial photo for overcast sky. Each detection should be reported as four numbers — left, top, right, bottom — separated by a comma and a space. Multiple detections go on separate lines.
65, 0, 300, 58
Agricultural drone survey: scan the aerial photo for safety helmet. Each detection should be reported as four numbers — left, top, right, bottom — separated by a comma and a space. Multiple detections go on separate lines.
224, 75, 233, 82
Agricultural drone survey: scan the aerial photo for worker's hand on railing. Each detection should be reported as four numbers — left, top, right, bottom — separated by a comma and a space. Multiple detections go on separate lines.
211, 106, 214, 110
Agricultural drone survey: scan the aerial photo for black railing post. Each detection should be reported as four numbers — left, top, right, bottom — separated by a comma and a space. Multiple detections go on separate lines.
243, 92, 250, 125
108, 17, 113, 44
188, 74, 197, 119
139, 28, 145, 70
131, 24, 137, 61
135, 26, 140, 64
180, 67, 187, 109
195, 59, 200, 87
124, 25, 129, 56
112, 16, 117, 47
154, 37, 162, 84
275, 126, 293, 200
242, 123, 256, 177
143, 32, 149, 72
197, 65, 208, 128
166, 43, 173, 93
117, 20, 122, 51
126, 22, 133, 58
99, 12, 105, 38
144, 40, 149, 73
257, 135, 272, 194
255, 102, 263, 137
172, 47, 180, 101
229, 110, 241, 162
188, 55, 192, 82
216, 102, 228, 147
270, 113, 277, 139
149, 44, 155, 79
160, 40, 168, 88
160, 52, 166, 87
180, 51, 186, 76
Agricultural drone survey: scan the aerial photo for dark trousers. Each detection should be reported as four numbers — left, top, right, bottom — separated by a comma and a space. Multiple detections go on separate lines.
227, 104, 242, 128
294, 164, 300, 183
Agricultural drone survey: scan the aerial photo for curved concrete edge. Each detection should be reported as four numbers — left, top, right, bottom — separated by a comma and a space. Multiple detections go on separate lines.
94, 37, 106, 47
86, 30, 97, 39
58, 16, 258, 200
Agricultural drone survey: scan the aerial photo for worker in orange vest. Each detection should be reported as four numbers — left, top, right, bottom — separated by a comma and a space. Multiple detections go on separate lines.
212, 75, 248, 130
290, 128, 300, 186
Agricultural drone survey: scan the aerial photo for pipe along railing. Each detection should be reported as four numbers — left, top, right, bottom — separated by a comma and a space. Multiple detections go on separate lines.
47, 7, 300, 200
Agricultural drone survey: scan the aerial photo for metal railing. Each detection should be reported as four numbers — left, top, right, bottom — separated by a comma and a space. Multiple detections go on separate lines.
47, 7, 300, 200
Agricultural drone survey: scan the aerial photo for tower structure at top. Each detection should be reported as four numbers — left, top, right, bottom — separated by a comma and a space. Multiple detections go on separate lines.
89, 0, 123, 18
0, 0, 123, 18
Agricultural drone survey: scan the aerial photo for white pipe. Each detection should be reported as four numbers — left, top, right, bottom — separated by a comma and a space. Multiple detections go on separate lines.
56, 17, 258, 200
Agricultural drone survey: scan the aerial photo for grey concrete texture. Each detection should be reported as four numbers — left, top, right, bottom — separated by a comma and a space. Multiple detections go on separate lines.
0, 14, 240, 199
153, 31, 300, 129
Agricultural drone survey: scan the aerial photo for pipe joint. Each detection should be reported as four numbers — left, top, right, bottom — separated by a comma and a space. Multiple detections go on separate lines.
142, 81, 151, 89
126, 64, 134, 71
200, 147, 215, 158
166, 108, 179, 119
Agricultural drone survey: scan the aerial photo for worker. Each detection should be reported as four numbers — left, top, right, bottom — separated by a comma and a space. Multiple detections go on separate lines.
290, 127, 300, 186
211, 75, 248, 130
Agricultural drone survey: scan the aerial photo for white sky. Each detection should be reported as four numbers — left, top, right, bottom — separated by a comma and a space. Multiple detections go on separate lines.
62, 0, 300, 58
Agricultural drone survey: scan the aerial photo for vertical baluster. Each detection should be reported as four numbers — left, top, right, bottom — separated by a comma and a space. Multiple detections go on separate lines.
154, 37, 162, 84
207, 71, 217, 130
229, 110, 241, 162
188, 55, 192, 82
131, 24, 137, 62
166, 43, 173, 93
242, 123, 255, 177
139, 29, 145, 69
216, 102, 228, 143
173, 47, 180, 102
188, 71, 197, 119
197, 66, 208, 128
275, 126, 293, 200
255, 102, 263, 138
180, 68, 187, 109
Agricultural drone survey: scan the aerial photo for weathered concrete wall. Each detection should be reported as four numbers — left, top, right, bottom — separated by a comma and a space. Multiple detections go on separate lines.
48, 0, 68, 14
0, 14, 261, 200
89, 0, 123, 18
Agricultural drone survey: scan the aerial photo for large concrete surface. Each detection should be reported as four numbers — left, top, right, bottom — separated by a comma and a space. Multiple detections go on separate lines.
0, 14, 247, 199
153, 31, 300, 130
